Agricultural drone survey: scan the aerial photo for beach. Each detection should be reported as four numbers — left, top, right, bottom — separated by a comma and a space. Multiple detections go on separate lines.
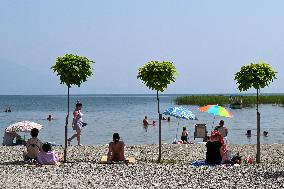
0, 144, 283, 189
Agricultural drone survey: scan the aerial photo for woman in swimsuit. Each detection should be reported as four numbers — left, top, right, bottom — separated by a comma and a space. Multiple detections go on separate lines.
68, 102, 84, 146
23, 128, 42, 161
107, 133, 125, 163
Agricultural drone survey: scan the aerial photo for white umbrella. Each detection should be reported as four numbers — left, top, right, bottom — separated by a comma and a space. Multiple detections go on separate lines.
5, 121, 43, 133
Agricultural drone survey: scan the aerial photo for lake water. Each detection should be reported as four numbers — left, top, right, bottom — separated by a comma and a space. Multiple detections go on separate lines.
0, 94, 283, 145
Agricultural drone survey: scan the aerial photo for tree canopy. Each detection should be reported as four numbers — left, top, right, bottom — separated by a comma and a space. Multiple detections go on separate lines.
137, 61, 177, 92
51, 54, 94, 87
234, 62, 277, 91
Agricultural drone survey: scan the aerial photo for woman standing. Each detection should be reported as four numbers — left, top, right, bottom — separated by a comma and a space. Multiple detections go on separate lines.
68, 102, 84, 146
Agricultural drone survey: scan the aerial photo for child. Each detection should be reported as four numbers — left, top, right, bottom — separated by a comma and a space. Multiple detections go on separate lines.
181, 127, 189, 144
37, 143, 60, 165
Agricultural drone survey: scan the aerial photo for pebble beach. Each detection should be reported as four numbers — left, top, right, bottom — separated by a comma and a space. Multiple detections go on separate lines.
0, 144, 283, 189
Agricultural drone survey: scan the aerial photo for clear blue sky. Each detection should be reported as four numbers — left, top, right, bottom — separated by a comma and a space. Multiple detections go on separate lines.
1, 0, 283, 95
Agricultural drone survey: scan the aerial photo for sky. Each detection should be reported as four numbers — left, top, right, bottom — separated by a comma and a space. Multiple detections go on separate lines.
0, 0, 284, 95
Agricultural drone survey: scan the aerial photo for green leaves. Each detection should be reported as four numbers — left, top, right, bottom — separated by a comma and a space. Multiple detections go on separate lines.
137, 61, 177, 92
51, 54, 94, 87
234, 62, 277, 91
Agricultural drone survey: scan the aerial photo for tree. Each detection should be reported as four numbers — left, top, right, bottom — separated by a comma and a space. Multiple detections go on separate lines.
234, 62, 276, 163
51, 54, 94, 162
137, 61, 177, 162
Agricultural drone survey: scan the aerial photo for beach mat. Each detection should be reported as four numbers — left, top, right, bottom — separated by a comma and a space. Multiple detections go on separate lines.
100, 156, 136, 164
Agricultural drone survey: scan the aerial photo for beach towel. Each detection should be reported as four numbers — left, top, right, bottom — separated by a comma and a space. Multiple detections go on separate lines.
100, 156, 136, 164
191, 160, 224, 166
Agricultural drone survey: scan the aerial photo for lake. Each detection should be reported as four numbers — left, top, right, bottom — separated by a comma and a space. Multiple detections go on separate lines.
0, 94, 283, 145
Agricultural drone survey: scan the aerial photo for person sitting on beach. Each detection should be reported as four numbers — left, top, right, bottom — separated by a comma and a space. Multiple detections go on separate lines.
205, 130, 228, 165
107, 133, 125, 163
37, 143, 61, 165
181, 127, 189, 144
23, 128, 42, 161
214, 120, 228, 138
2, 131, 21, 146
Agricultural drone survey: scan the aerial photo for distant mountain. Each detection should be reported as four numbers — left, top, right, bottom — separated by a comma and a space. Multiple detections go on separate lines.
0, 59, 64, 95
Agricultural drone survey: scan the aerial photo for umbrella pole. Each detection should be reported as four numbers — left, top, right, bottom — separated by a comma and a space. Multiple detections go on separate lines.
176, 119, 179, 141
212, 116, 215, 131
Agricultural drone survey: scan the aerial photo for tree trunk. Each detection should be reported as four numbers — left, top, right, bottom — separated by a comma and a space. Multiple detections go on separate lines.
256, 88, 261, 163
157, 90, 162, 162
64, 86, 70, 162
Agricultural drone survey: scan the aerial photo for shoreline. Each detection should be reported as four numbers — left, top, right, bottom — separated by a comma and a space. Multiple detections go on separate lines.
0, 144, 283, 188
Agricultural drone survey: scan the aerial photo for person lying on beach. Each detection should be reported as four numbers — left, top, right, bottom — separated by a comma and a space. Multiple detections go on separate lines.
23, 128, 42, 161
107, 133, 125, 163
205, 130, 228, 165
37, 143, 61, 165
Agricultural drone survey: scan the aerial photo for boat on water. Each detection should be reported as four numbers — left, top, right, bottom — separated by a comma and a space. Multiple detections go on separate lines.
229, 95, 243, 109
230, 102, 242, 109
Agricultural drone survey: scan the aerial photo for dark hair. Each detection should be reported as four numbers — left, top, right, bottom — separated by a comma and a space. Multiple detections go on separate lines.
113, 133, 120, 142
42, 143, 52, 152
145, 116, 147, 119
76, 102, 82, 108
183, 127, 186, 131
31, 128, 39, 137
220, 120, 224, 125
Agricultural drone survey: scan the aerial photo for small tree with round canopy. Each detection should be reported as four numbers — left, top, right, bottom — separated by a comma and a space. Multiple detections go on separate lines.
234, 62, 276, 163
51, 54, 94, 162
137, 61, 177, 162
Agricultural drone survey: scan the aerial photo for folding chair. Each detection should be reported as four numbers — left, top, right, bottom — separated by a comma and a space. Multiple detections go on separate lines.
194, 124, 208, 140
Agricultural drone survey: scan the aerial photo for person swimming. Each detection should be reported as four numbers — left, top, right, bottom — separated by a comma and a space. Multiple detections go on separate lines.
47, 114, 53, 121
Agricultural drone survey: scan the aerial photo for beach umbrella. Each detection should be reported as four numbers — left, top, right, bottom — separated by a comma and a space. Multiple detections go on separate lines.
5, 121, 43, 133
199, 105, 232, 129
163, 106, 198, 120
163, 106, 197, 142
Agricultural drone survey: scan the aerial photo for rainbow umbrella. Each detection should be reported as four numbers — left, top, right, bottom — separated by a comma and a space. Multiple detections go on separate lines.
199, 105, 233, 118
199, 105, 232, 130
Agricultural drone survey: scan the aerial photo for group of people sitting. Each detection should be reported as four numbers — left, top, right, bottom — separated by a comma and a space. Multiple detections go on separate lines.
192, 120, 239, 165
21, 128, 126, 165
22, 128, 61, 165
